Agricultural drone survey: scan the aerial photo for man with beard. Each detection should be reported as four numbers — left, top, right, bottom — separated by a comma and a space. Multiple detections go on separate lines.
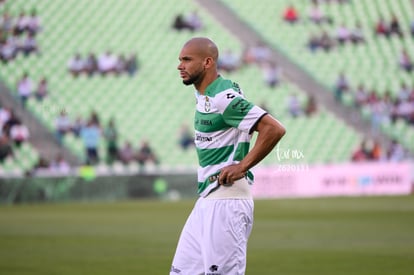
170, 37, 286, 275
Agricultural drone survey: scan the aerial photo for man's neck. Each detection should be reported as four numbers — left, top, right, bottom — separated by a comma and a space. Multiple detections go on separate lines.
195, 74, 220, 95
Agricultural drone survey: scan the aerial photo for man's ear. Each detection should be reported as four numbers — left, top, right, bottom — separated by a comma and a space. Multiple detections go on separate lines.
204, 57, 214, 68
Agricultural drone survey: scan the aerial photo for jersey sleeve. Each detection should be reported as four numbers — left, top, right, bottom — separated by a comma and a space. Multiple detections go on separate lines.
216, 90, 267, 133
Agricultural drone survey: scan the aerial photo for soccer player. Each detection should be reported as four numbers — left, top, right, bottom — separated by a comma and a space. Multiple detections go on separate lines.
170, 37, 286, 275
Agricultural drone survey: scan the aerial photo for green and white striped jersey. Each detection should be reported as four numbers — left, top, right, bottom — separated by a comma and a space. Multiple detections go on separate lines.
194, 76, 267, 197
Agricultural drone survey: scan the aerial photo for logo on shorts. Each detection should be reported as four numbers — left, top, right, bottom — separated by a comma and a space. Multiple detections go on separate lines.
170, 265, 181, 274
206, 265, 221, 275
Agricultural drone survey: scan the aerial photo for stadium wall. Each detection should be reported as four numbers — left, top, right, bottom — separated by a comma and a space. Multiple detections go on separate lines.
0, 171, 197, 204
252, 162, 413, 199
0, 162, 413, 204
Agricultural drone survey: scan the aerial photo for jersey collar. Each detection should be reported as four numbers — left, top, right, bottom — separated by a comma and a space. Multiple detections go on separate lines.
204, 75, 222, 96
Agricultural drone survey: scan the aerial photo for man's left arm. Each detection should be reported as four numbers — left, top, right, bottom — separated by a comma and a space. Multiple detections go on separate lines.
218, 114, 286, 185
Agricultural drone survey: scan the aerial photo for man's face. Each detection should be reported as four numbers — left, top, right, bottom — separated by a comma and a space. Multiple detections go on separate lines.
177, 46, 206, 86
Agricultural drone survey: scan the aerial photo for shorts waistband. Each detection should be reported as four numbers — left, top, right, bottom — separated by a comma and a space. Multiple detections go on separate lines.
206, 178, 252, 199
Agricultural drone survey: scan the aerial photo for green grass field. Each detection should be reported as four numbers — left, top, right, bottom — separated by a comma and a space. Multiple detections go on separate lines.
0, 196, 413, 275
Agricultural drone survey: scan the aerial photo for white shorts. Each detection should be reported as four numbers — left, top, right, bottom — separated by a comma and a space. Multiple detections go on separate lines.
170, 196, 254, 275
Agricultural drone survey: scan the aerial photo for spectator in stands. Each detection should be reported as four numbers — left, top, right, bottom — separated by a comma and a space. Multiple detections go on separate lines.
218, 49, 240, 73
35, 77, 48, 101
55, 110, 72, 144
283, 5, 299, 24
370, 93, 391, 133
307, 31, 335, 53
185, 10, 203, 31
13, 12, 29, 36
383, 90, 395, 112
351, 141, 368, 162
136, 140, 159, 167
287, 93, 302, 117
375, 15, 390, 38
0, 12, 13, 34
178, 124, 194, 150
389, 13, 404, 39
308, 1, 332, 25
84, 52, 98, 77
351, 139, 377, 162
0, 106, 11, 130
395, 95, 414, 122
366, 89, 380, 105
1, 109, 18, 137
0, 39, 17, 63
104, 118, 118, 164
243, 41, 272, 65
21, 32, 38, 56
407, 96, 414, 125
333, 72, 349, 102
0, 134, 13, 162
80, 118, 101, 165
371, 140, 383, 161
390, 98, 401, 123
304, 95, 317, 116
350, 21, 365, 44
261, 61, 281, 88
387, 139, 406, 162
335, 23, 350, 45
354, 83, 368, 108
407, 84, 414, 99
71, 116, 84, 137
49, 152, 70, 173
308, 1, 322, 23
27, 10, 41, 35
398, 48, 413, 73
33, 156, 50, 172
352, 139, 383, 162
319, 30, 335, 51
98, 51, 118, 75
68, 51, 137, 77
307, 32, 320, 52
10, 118, 29, 147
115, 53, 127, 75
89, 110, 101, 128
7, 31, 20, 50
125, 53, 138, 76
119, 141, 135, 164
172, 14, 195, 32
16, 72, 33, 107
397, 82, 411, 102
67, 53, 85, 77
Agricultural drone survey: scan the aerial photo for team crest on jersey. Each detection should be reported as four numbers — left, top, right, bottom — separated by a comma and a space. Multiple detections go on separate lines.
204, 96, 211, 112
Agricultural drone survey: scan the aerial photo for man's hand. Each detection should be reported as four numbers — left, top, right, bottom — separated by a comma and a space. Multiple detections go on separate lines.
218, 164, 246, 186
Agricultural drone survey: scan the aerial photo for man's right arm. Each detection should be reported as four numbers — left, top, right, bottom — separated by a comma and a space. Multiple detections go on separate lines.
239, 114, 286, 173
218, 114, 285, 185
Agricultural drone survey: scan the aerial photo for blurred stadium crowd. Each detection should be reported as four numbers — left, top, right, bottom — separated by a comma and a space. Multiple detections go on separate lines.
0, 0, 413, 176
